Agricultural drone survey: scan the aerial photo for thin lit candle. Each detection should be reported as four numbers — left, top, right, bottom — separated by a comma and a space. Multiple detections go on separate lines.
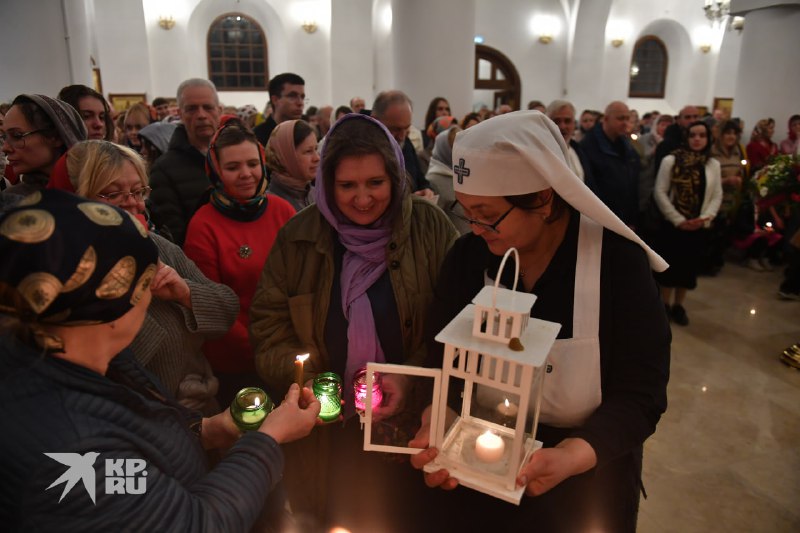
295, 353, 310, 387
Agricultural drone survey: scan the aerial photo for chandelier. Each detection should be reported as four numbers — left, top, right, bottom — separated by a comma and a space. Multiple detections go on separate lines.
703, 0, 730, 23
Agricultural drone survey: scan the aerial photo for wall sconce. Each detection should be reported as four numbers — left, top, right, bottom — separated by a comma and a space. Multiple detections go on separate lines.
158, 16, 176, 31
301, 20, 317, 33
607, 20, 632, 49
530, 14, 560, 45
700, 44, 712, 53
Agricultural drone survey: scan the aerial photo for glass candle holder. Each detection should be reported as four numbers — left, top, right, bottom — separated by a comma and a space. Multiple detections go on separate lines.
230, 387, 274, 432
353, 367, 383, 415
313, 372, 342, 422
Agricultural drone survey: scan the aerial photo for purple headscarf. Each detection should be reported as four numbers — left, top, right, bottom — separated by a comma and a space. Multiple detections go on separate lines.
313, 113, 406, 392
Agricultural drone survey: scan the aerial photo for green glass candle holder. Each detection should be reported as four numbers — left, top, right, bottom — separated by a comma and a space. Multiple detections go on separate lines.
230, 387, 274, 431
313, 372, 342, 422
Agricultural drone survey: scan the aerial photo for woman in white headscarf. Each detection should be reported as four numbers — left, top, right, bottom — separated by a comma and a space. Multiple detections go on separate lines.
411, 111, 671, 533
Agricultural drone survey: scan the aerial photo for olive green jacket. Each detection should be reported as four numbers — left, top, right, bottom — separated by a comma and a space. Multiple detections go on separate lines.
249, 195, 458, 395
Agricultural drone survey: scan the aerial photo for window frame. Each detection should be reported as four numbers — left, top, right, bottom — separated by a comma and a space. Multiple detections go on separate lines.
207, 13, 269, 92
628, 35, 668, 99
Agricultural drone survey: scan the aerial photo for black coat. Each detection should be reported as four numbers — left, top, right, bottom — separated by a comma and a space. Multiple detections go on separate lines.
580, 124, 641, 226
149, 125, 210, 246
0, 336, 284, 532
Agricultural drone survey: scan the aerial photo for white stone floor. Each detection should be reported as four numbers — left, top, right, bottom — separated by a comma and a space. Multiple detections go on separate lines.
637, 262, 800, 532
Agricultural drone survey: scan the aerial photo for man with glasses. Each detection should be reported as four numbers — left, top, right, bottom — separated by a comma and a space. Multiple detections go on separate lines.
254, 73, 307, 147
654, 105, 700, 174
149, 78, 222, 245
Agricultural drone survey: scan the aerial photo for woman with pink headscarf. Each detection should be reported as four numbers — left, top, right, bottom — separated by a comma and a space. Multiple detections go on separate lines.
746, 118, 778, 172
265, 119, 320, 212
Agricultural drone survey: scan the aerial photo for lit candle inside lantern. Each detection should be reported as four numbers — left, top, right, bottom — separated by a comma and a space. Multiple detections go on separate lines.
353, 367, 383, 414
313, 372, 342, 422
475, 430, 505, 463
295, 353, 310, 387
741, 159, 747, 166
230, 387, 274, 431
496, 398, 519, 421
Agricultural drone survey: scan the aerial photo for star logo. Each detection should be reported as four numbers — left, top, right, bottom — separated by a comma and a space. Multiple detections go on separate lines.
44, 452, 99, 504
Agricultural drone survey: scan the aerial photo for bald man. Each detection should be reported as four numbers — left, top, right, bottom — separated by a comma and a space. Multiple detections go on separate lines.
579, 101, 641, 226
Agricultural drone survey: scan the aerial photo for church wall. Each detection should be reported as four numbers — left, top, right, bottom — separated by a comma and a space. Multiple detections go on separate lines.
390, 0, 476, 127
733, 4, 800, 142
0, 0, 77, 100
473, 0, 567, 112
94, 0, 152, 99
136, 0, 333, 109
372, 0, 395, 107
565, 0, 614, 113
331, 0, 374, 110
713, 29, 743, 112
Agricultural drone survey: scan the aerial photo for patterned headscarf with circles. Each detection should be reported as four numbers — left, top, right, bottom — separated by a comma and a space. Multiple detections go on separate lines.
0, 189, 158, 352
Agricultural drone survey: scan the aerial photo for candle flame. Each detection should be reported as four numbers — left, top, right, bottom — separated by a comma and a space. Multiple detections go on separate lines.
504, 398, 510, 408
253, 396, 261, 407
741, 159, 747, 165
296, 353, 310, 363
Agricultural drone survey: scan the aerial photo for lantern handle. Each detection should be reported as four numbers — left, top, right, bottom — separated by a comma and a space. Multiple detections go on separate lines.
493, 247, 520, 308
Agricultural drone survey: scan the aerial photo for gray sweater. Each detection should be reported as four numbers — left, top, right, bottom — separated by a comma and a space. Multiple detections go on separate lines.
129, 233, 238, 414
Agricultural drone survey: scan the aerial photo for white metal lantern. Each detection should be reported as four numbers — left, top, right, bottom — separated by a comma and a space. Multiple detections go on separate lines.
361, 248, 560, 504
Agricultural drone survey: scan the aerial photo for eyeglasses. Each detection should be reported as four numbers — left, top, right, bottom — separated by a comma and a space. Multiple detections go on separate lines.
449, 201, 515, 233
0, 129, 43, 149
96, 186, 152, 203
281, 92, 310, 104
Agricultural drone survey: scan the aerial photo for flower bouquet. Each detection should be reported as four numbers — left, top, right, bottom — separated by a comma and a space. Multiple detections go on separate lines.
753, 154, 800, 212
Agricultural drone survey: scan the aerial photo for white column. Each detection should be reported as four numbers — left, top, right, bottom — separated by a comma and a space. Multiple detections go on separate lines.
331, 0, 374, 107
731, 2, 800, 140
388, 0, 476, 127
61, 0, 93, 86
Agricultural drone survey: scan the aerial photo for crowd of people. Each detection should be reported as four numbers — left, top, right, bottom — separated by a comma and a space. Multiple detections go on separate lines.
1, 72, 798, 532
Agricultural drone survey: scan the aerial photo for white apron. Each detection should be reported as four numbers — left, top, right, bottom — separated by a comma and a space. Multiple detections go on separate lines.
475, 215, 603, 428
539, 214, 603, 427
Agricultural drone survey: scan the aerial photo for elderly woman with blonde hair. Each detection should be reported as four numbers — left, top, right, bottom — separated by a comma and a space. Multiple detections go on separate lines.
64, 140, 239, 414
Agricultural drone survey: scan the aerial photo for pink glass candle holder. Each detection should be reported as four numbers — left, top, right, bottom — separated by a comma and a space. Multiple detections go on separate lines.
353, 367, 383, 414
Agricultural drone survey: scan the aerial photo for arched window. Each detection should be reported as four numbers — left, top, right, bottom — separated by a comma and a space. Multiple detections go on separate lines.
475, 45, 521, 111
628, 36, 667, 98
207, 13, 268, 91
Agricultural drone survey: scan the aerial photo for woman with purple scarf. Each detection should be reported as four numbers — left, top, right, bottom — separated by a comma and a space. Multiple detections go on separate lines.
250, 113, 458, 531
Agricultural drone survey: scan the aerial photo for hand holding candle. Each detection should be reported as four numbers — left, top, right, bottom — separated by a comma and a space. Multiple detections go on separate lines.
229, 387, 274, 432
295, 353, 310, 388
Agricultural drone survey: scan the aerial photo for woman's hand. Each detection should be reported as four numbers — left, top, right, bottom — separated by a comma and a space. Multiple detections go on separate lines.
408, 405, 460, 490
516, 438, 597, 497
678, 218, 704, 231
201, 409, 241, 451
258, 383, 321, 443
373, 373, 409, 421
150, 260, 192, 309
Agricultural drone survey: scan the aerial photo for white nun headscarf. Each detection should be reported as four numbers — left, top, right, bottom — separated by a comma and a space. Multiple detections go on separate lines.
452, 110, 668, 272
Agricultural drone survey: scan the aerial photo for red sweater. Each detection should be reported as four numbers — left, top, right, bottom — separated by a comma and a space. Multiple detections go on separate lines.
184, 197, 295, 373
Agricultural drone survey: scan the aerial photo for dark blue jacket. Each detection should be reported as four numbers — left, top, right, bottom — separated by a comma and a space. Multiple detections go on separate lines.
0, 337, 283, 532
580, 123, 641, 225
